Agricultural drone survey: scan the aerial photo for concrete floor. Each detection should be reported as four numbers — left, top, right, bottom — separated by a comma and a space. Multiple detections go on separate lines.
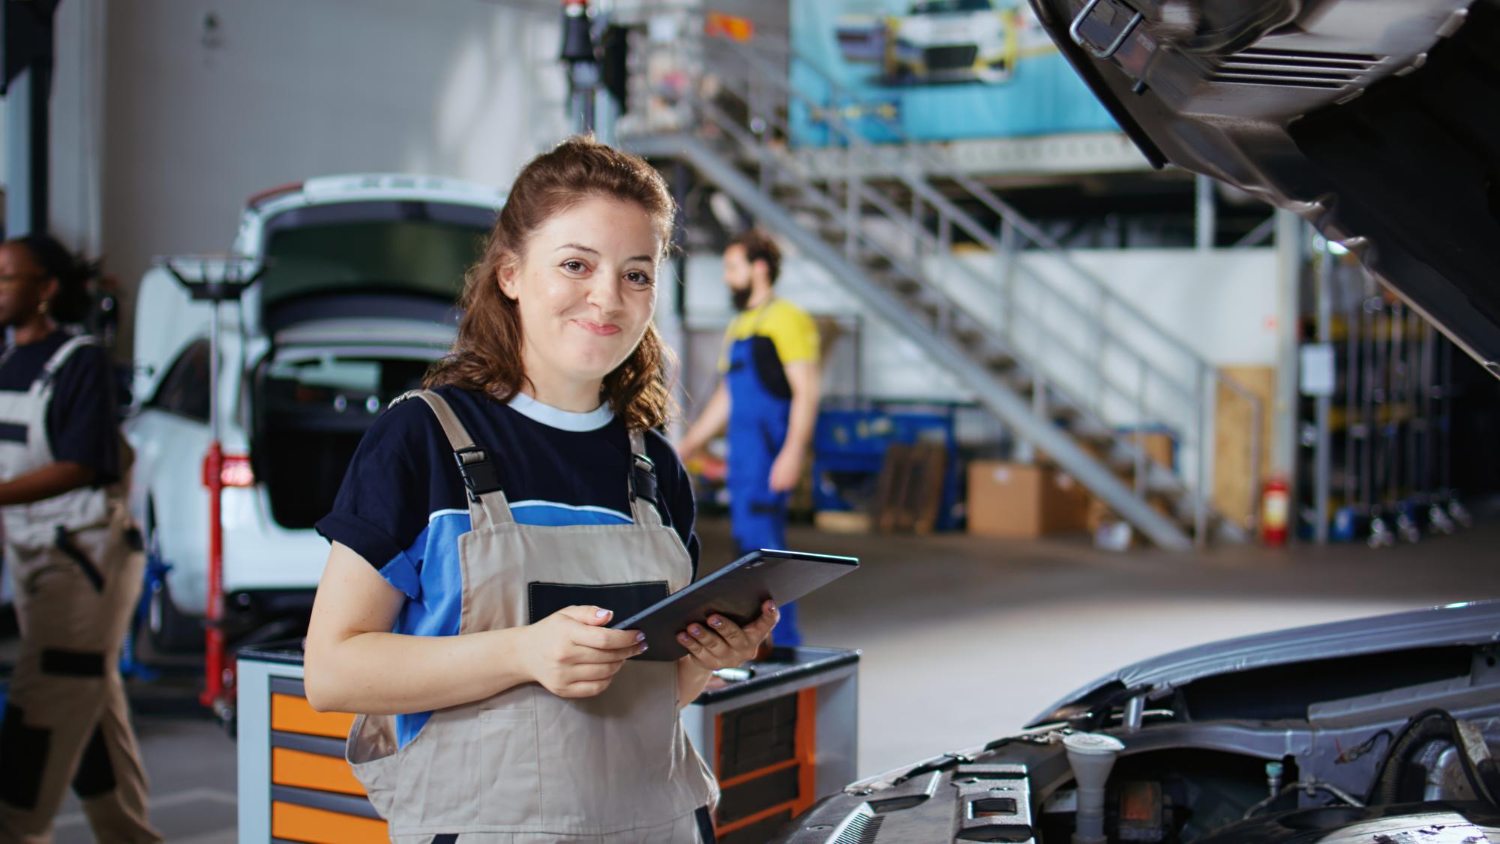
28, 514, 1500, 842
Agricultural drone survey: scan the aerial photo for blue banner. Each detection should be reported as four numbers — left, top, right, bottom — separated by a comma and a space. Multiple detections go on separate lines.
790, 0, 1118, 145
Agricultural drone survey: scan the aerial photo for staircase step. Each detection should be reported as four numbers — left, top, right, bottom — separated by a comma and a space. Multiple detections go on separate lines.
1050, 404, 1082, 423
790, 203, 835, 219
954, 327, 984, 347
985, 353, 1018, 372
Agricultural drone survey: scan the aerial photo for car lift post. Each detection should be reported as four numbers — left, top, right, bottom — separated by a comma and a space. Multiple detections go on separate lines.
162, 257, 260, 727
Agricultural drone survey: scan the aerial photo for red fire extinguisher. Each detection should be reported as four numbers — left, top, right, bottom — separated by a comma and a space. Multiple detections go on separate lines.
1261, 476, 1290, 547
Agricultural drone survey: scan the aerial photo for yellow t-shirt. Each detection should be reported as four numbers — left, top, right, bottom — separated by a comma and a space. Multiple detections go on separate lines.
718, 299, 820, 373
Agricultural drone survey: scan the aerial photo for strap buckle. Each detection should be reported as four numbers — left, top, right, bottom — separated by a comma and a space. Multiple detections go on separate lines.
1069, 0, 1144, 61
629, 453, 658, 505
454, 446, 502, 502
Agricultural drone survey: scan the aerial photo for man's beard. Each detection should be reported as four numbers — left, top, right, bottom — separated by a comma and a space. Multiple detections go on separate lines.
730, 286, 754, 312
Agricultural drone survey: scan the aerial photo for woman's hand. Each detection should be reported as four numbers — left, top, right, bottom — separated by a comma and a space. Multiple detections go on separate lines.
519, 606, 648, 699
676, 601, 780, 672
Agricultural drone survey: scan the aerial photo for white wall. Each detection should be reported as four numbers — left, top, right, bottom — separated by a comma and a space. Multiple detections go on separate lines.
100, 0, 569, 346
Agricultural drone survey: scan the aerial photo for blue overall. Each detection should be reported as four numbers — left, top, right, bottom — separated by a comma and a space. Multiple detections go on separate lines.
725, 306, 802, 646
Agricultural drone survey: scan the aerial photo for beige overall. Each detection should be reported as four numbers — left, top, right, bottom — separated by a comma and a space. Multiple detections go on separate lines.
346, 391, 718, 843
0, 335, 160, 843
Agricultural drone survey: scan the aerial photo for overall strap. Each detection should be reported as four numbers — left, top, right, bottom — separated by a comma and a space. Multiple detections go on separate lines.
627, 428, 664, 528
391, 390, 515, 529
35, 333, 96, 393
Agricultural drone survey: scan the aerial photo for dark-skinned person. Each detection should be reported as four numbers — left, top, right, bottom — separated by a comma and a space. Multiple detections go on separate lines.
0, 233, 161, 843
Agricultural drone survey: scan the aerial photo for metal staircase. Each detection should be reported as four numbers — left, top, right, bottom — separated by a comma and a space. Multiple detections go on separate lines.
618, 16, 1264, 550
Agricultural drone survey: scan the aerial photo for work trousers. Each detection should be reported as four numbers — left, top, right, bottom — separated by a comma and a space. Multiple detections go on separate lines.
0, 514, 161, 843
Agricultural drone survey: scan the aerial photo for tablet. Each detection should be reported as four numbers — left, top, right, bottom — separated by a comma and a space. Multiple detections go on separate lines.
612, 549, 859, 661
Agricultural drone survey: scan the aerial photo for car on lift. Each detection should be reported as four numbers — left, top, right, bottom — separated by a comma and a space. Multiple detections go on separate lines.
778, 0, 1500, 839
776, 601, 1500, 843
125, 175, 502, 652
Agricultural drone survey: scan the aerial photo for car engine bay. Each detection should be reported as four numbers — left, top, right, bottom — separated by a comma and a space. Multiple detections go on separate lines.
776, 640, 1500, 843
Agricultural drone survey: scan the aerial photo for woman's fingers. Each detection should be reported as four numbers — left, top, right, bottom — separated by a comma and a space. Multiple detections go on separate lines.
746, 601, 780, 638
706, 614, 747, 647
569, 660, 624, 683
677, 630, 707, 659
687, 623, 731, 657
572, 623, 644, 651
570, 640, 648, 664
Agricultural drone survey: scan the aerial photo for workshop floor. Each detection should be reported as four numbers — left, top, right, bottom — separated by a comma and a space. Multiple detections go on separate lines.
23, 513, 1500, 842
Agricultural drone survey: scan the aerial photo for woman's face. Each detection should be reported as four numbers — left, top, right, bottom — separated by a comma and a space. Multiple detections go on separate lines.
0, 243, 57, 328
501, 197, 662, 399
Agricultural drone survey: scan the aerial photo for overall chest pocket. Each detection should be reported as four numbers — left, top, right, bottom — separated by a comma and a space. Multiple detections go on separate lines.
527, 581, 669, 624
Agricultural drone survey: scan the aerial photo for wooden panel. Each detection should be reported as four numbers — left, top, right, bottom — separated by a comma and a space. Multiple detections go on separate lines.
271, 694, 356, 739
271, 802, 387, 844
1214, 366, 1276, 530
272, 748, 366, 797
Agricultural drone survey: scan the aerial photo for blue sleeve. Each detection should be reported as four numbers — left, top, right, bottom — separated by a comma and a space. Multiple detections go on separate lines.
315, 398, 459, 600
646, 430, 701, 580
47, 344, 121, 486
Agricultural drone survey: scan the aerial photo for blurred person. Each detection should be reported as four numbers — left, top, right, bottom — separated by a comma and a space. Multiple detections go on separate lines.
0, 234, 160, 843
304, 137, 777, 842
678, 230, 821, 646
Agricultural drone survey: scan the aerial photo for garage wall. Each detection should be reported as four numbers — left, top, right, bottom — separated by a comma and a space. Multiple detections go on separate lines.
99, 0, 569, 349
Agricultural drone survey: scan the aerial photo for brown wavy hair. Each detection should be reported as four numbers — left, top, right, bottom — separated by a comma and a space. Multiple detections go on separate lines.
425, 136, 677, 431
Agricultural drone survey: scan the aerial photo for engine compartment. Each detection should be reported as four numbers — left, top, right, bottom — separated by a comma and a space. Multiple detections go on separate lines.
776, 642, 1500, 843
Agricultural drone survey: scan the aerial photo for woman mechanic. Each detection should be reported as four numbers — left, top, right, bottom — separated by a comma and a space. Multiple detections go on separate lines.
305, 137, 778, 843
0, 234, 160, 842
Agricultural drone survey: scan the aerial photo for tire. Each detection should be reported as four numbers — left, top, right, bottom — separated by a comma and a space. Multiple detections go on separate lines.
144, 503, 204, 654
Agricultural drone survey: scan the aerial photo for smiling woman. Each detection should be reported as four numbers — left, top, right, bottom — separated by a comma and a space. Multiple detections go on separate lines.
304, 136, 777, 843
425, 134, 678, 430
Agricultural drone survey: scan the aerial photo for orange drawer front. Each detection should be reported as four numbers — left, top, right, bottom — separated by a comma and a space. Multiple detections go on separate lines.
272, 802, 387, 843
271, 694, 356, 739
272, 747, 366, 797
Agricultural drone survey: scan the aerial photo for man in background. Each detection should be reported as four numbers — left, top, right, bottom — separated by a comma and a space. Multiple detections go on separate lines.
679, 230, 821, 646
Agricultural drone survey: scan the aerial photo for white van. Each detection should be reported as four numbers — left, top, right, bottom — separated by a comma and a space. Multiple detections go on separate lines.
125, 175, 504, 651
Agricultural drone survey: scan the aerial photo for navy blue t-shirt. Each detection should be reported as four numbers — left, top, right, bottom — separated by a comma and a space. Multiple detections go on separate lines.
0, 330, 120, 485
315, 385, 699, 747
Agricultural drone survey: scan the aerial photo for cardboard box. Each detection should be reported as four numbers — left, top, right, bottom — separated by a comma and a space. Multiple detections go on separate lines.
815, 510, 873, 534
966, 461, 1090, 539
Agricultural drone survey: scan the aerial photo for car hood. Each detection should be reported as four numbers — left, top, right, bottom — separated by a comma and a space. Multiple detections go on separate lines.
1026, 0, 1500, 377
1027, 600, 1500, 727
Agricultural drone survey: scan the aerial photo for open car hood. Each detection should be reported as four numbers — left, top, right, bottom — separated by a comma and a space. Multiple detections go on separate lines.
1027, 0, 1500, 377
1028, 600, 1500, 726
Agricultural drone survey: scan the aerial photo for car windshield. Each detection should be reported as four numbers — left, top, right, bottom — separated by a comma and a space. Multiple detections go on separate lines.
913, 0, 992, 14
258, 200, 494, 308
